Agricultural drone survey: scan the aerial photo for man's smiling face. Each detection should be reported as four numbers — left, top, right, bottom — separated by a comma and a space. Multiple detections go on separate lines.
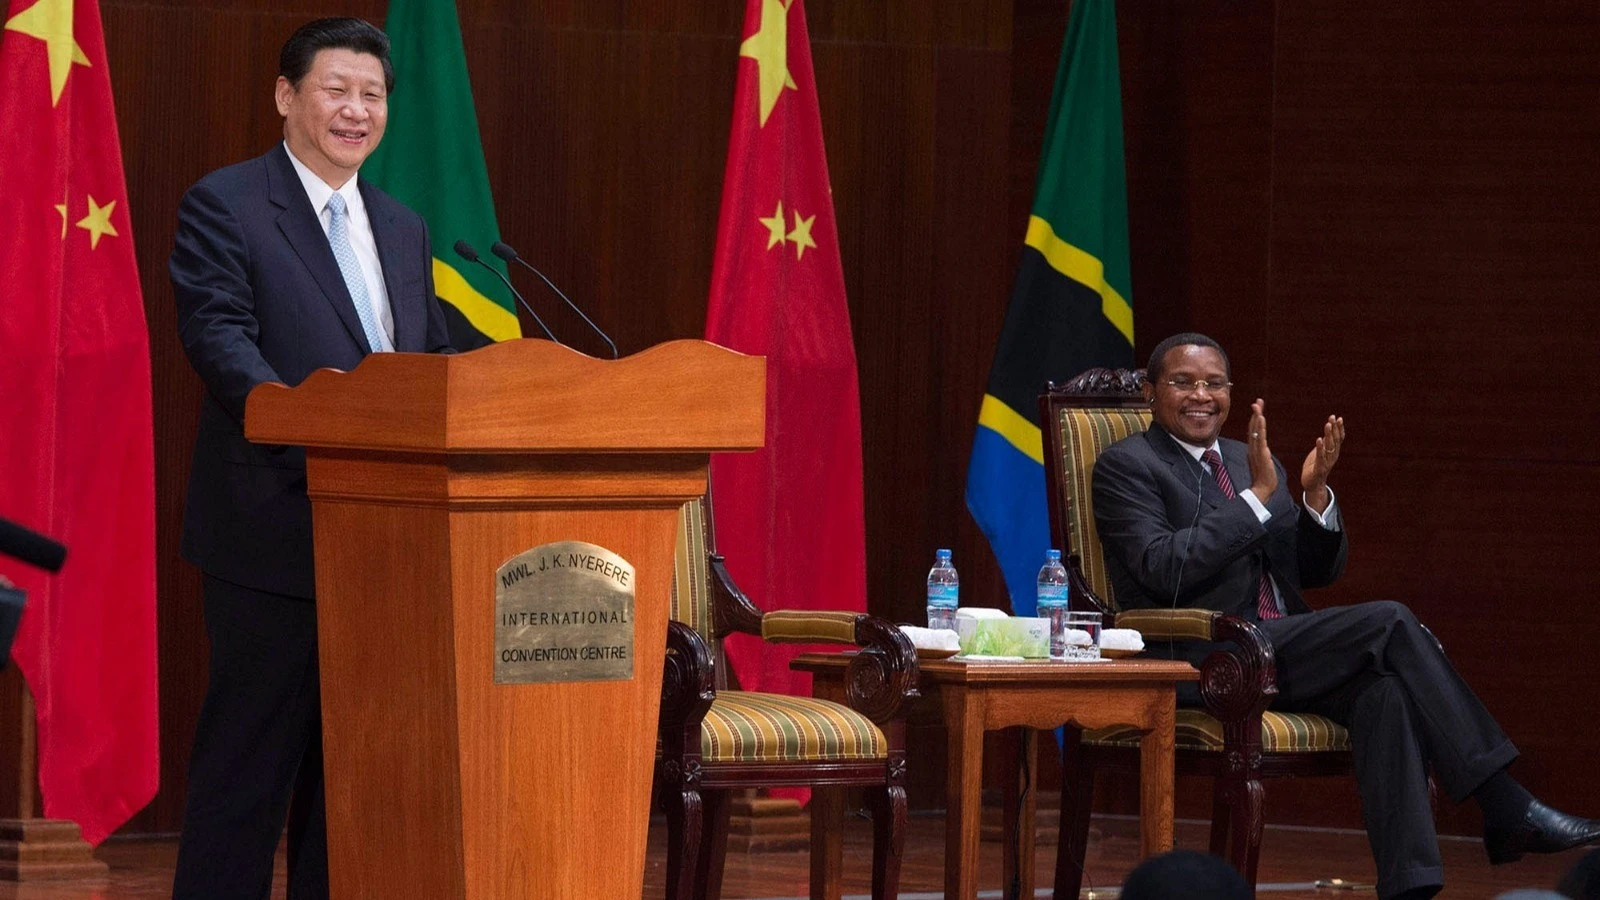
1146, 343, 1232, 446
275, 48, 388, 187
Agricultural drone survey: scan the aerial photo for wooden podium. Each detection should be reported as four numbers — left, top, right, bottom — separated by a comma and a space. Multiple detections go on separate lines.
245, 339, 764, 900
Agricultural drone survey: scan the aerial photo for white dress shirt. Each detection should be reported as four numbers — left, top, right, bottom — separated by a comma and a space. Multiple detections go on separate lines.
1171, 434, 1341, 616
283, 143, 394, 346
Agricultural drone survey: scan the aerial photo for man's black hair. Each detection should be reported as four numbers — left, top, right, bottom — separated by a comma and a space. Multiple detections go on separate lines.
1146, 332, 1230, 383
279, 18, 394, 93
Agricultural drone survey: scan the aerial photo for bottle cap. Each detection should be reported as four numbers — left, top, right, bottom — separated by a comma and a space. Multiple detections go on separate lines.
1046, 548, 1062, 560
936, 548, 952, 558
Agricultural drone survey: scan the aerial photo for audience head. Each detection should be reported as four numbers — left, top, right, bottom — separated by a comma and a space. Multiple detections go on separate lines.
1142, 332, 1234, 446
1120, 849, 1251, 900
1558, 847, 1600, 899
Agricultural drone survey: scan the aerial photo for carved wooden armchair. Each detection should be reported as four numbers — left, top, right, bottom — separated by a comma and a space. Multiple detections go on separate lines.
657, 496, 919, 900
1040, 368, 1355, 895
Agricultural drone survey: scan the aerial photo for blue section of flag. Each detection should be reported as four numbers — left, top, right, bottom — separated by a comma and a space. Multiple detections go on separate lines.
964, 425, 1050, 617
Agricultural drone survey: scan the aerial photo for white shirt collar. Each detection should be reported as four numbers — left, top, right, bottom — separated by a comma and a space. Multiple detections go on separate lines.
282, 141, 363, 218
1170, 434, 1222, 463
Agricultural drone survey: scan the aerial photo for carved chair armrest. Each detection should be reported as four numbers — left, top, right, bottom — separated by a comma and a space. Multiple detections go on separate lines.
1111, 608, 1279, 730
1112, 608, 1221, 642
760, 609, 867, 645
704, 553, 919, 724
708, 553, 765, 638
1195, 614, 1279, 726
1064, 542, 1280, 726
659, 620, 716, 732
763, 611, 921, 725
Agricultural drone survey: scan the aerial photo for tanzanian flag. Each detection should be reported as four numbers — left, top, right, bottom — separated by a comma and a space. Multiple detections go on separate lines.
363, 0, 519, 350
965, 0, 1134, 615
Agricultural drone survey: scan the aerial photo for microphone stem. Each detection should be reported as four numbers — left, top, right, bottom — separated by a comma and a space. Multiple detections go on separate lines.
509, 257, 618, 359
471, 257, 559, 344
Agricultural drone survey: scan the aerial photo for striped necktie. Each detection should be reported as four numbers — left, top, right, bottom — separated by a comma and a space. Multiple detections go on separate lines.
326, 192, 391, 353
1200, 449, 1282, 620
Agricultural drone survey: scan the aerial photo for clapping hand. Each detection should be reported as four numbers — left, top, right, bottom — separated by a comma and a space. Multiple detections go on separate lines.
1245, 399, 1278, 503
1301, 415, 1344, 513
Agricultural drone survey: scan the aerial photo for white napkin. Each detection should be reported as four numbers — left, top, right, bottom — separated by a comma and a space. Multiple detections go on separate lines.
1101, 628, 1144, 652
898, 625, 961, 651
954, 606, 1009, 620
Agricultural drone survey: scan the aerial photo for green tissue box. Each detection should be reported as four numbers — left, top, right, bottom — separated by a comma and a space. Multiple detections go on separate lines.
954, 616, 1049, 658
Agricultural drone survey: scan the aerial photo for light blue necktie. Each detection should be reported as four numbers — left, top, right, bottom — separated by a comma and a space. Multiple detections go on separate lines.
326, 192, 392, 353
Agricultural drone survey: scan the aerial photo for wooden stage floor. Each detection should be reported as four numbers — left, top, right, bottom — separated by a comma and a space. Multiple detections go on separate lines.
0, 814, 1583, 898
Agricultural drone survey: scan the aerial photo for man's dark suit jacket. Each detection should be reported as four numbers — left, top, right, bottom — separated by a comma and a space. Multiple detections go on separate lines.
1090, 423, 1348, 666
171, 143, 452, 599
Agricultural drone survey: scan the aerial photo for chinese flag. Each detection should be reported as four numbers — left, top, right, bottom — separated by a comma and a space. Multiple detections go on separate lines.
706, 0, 867, 700
0, 0, 158, 842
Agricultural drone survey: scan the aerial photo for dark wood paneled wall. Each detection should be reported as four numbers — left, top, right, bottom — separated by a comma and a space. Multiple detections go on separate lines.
102, 0, 1599, 838
1259, 0, 1600, 838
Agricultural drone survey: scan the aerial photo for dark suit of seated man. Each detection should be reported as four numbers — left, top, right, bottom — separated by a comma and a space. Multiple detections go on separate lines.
168, 17, 454, 900
1090, 332, 1600, 900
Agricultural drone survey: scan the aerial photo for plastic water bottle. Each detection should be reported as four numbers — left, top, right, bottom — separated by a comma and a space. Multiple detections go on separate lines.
1037, 549, 1070, 659
926, 549, 959, 631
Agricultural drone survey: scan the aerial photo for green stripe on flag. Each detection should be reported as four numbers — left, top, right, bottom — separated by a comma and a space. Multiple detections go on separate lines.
363, 0, 518, 344
1029, 0, 1134, 324
966, 0, 1135, 615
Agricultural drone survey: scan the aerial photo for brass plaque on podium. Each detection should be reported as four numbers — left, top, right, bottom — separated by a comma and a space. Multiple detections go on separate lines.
495, 541, 635, 684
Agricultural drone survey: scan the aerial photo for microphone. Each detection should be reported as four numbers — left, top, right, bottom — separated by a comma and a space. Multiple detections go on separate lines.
0, 516, 67, 573
491, 241, 618, 359
453, 240, 561, 345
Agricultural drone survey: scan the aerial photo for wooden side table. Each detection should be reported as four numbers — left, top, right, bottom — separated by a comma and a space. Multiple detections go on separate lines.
793, 654, 1197, 900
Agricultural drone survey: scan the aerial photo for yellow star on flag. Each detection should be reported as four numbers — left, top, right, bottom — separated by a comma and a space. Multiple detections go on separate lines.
786, 210, 816, 260
759, 201, 787, 249
739, 0, 798, 127
4, 0, 93, 107
76, 194, 118, 249
56, 190, 69, 239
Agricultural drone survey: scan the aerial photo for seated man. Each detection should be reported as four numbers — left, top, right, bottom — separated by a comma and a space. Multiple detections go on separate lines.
1090, 332, 1600, 900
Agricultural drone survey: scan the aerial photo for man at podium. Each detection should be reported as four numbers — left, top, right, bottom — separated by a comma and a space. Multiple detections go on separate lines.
167, 17, 453, 900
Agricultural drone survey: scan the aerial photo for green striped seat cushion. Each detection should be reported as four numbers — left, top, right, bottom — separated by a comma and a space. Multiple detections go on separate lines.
701, 691, 887, 763
670, 499, 713, 640
1056, 407, 1152, 609
1084, 709, 1350, 753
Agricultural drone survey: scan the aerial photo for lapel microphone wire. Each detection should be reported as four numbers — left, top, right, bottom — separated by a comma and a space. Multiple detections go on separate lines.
1170, 450, 1206, 660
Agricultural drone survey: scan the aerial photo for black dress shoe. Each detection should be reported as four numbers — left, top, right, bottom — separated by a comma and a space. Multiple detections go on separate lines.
1485, 799, 1600, 865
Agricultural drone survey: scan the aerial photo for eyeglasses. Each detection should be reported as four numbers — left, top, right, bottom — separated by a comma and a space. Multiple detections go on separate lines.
1161, 378, 1233, 395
